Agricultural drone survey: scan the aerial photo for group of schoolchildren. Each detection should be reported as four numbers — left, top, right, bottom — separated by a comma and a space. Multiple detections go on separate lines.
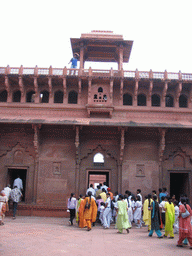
68, 184, 192, 249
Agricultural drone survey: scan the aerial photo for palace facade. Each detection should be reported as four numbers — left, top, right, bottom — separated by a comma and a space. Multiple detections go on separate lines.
0, 31, 191, 216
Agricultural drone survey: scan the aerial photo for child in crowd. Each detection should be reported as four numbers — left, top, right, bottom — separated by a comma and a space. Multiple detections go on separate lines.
133, 195, 142, 228
173, 200, 179, 234
99, 202, 105, 225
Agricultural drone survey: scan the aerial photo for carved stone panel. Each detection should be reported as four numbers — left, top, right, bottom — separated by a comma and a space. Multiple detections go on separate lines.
136, 164, 145, 177
53, 162, 61, 175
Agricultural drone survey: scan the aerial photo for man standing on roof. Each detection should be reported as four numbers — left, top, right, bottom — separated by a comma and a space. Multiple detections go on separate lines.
68, 53, 79, 68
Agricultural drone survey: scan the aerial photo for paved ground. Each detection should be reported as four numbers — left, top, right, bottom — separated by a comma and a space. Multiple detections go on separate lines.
0, 216, 191, 256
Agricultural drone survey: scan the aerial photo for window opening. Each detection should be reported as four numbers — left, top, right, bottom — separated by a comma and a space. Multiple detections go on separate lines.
68, 90, 78, 104
179, 95, 187, 108
26, 91, 35, 103
0, 90, 7, 102
166, 95, 174, 107
54, 90, 63, 103
40, 90, 49, 103
137, 94, 146, 106
98, 87, 103, 93
152, 94, 160, 107
123, 93, 132, 105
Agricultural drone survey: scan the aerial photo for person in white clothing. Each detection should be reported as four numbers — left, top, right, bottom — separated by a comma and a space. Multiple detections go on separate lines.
101, 182, 108, 192
3, 185, 12, 199
103, 193, 112, 229
86, 184, 96, 197
13, 175, 23, 191
67, 193, 77, 225
173, 200, 179, 234
133, 195, 142, 228
99, 202, 105, 225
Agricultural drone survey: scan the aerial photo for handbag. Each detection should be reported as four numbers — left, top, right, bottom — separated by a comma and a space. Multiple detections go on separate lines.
181, 208, 190, 218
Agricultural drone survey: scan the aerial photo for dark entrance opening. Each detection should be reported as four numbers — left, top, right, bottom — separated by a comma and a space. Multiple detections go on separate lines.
88, 171, 109, 189
7, 168, 27, 202
170, 172, 189, 201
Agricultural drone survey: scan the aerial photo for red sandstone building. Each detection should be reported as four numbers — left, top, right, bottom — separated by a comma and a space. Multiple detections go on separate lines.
0, 31, 191, 216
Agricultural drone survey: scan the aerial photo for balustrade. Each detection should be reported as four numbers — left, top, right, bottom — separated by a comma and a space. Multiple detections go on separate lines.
0, 66, 192, 83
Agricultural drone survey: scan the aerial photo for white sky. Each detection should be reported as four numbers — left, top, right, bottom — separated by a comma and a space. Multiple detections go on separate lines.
1, 0, 192, 73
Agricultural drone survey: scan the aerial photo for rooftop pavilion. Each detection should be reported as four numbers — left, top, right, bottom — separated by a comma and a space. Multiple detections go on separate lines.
70, 30, 133, 69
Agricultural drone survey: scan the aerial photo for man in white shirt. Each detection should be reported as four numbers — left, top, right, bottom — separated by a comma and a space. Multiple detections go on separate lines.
86, 184, 96, 197
101, 182, 108, 192
13, 175, 23, 191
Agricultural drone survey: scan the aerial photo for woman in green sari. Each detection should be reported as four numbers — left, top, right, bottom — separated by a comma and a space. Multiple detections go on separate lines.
115, 194, 131, 234
164, 196, 175, 238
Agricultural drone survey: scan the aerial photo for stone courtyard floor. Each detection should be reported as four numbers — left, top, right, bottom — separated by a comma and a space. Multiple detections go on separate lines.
0, 216, 192, 256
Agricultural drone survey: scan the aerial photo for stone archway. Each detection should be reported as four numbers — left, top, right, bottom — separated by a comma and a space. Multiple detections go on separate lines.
78, 145, 118, 195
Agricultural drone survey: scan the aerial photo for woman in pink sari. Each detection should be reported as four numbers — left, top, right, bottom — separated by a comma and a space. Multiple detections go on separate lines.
177, 198, 192, 249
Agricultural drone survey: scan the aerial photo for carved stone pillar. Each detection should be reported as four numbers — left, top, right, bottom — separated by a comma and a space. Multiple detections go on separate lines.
158, 128, 167, 187
175, 82, 182, 108
62, 76, 67, 104
88, 77, 92, 104
110, 79, 114, 104
118, 44, 124, 71
34, 77, 39, 103
32, 124, 41, 203
120, 79, 123, 105
75, 126, 80, 195
5, 75, 12, 103
133, 79, 139, 106
162, 81, 168, 107
148, 80, 153, 107
48, 77, 53, 103
80, 43, 84, 69
78, 78, 81, 105
19, 76, 25, 103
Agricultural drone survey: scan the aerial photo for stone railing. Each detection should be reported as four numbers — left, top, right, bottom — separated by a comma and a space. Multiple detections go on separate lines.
0, 66, 192, 81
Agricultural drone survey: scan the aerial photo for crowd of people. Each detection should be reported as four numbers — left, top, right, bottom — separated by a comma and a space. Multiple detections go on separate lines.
67, 183, 192, 250
0, 175, 23, 224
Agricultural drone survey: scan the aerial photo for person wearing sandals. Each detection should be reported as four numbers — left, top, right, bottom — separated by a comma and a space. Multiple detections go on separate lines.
116, 194, 131, 234
177, 197, 192, 249
148, 195, 163, 238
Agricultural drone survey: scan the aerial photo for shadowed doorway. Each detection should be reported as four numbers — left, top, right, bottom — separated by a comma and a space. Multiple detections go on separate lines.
88, 171, 109, 189
170, 172, 189, 201
7, 168, 27, 201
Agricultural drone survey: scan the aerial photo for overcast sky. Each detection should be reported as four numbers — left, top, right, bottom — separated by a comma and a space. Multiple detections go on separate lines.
1, 0, 192, 73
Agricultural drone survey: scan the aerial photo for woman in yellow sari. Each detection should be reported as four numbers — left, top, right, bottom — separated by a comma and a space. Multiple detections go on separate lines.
164, 196, 175, 238
143, 194, 153, 231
